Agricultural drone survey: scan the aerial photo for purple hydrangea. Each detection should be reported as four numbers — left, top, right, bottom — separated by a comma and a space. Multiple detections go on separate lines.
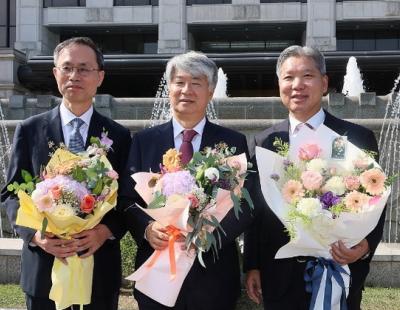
161, 171, 196, 197
36, 175, 89, 200
319, 191, 341, 210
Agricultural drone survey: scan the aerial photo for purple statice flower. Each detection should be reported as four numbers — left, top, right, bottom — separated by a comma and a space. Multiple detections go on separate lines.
100, 132, 113, 150
270, 173, 280, 181
283, 159, 293, 170
217, 178, 232, 190
161, 170, 196, 197
320, 191, 341, 210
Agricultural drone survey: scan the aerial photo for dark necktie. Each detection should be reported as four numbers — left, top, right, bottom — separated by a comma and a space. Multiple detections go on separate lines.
69, 118, 85, 153
293, 122, 314, 135
179, 129, 197, 165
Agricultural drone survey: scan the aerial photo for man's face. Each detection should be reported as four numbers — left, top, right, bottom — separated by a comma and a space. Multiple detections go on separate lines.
278, 56, 328, 122
168, 69, 213, 123
53, 43, 104, 109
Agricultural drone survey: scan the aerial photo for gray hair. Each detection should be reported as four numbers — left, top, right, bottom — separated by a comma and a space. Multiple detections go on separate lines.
276, 45, 326, 77
165, 51, 218, 91
53, 37, 104, 70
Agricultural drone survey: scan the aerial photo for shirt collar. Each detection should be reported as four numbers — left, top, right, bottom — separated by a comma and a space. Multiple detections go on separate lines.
60, 102, 93, 127
172, 117, 206, 139
289, 108, 325, 135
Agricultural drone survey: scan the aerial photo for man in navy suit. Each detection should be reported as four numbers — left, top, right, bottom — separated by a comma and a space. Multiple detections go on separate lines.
243, 45, 385, 310
1, 37, 131, 310
120, 51, 255, 310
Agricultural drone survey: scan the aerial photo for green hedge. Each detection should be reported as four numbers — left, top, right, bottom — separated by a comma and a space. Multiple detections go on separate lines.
120, 232, 137, 278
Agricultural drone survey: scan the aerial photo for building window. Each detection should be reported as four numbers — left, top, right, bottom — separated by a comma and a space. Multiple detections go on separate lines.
114, 0, 158, 5
61, 32, 158, 54
187, 0, 231, 4
0, 0, 16, 48
337, 27, 400, 51
43, 0, 86, 7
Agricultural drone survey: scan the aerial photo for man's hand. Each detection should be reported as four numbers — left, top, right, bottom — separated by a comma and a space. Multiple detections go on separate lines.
72, 224, 112, 258
331, 239, 370, 265
245, 269, 263, 305
32, 231, 76, 265
145, 221, 169, 251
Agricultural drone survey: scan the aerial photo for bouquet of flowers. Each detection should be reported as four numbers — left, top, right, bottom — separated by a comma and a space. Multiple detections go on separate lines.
255, 124, 391, 310
126, 142, 253, 307
8, 133, 118, 310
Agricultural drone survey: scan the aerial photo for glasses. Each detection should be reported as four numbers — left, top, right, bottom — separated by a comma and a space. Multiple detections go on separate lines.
55, 66, 101, 77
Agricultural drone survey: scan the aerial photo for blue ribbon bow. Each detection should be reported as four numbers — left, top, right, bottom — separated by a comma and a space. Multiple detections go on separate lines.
304, 257, 349, 310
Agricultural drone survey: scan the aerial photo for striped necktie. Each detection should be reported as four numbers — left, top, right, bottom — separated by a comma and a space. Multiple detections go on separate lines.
69, 118, 85, 153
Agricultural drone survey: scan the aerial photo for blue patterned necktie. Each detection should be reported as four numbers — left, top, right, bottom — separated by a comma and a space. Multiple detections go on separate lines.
69, 118, 85, 153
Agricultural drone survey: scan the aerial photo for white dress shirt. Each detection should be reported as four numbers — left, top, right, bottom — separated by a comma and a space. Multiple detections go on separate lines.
172, 117, 206, 151
60, 102, 93, 147
289, 108, 325, 141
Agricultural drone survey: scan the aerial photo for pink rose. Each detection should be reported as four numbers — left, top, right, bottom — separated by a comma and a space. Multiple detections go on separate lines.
298, 144, 321, 161
188, 194, 200, 209
344, 175, 360, 191
107, 169, 119, 180
353, 158, 370, 170
301, 171, 323, 191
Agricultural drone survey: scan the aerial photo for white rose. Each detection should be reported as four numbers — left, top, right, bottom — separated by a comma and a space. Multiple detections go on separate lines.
324, 176, 346, 196
204, 167, 220, 182
306, 158, 328, 174
297, 198, 321, 217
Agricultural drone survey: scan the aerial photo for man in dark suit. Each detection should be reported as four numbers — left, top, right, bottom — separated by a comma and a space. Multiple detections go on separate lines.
1, 37, 131, 310
244, 45, 385, 310
120, 51, 255, 310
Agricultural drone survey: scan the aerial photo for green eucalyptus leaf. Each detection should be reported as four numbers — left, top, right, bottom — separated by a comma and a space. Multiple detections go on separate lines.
40, 217, 48, 240
197, 251, 206, 268
241, 187, 254, 210
230, 191, 242, 219
92, 179, 104, 195
147, 193, 166, 209
21, 169, 33, 182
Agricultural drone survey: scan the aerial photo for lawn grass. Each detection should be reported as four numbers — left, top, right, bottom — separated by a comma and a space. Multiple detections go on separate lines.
0, 285, 399, 309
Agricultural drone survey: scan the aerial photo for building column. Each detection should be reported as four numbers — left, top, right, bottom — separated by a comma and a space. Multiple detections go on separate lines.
158, 0, 187, 54
0, 49, 28, 97
306, 0, 336, 51
15, 0, 58, 57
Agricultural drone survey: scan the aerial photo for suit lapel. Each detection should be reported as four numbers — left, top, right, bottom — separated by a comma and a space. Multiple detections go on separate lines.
46, 105, 64, 146
86, 110, 104, 148
154, 121, 175, 166
200, 120, 218, 150
266, 119, 290, 152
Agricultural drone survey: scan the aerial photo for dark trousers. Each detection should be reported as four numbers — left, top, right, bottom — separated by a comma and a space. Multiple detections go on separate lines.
135, 288, 237, 310
262, 261, 310, 310
261, 259, 364, 310
25, 293, 119, 310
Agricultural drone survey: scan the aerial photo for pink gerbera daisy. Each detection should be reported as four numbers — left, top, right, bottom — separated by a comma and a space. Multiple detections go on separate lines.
360, 168, 386, 196
344, 190, 369, 212
282, 180, 304, 203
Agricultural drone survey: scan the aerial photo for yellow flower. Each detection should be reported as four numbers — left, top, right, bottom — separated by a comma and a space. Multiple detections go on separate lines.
162, 149, 182, 172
